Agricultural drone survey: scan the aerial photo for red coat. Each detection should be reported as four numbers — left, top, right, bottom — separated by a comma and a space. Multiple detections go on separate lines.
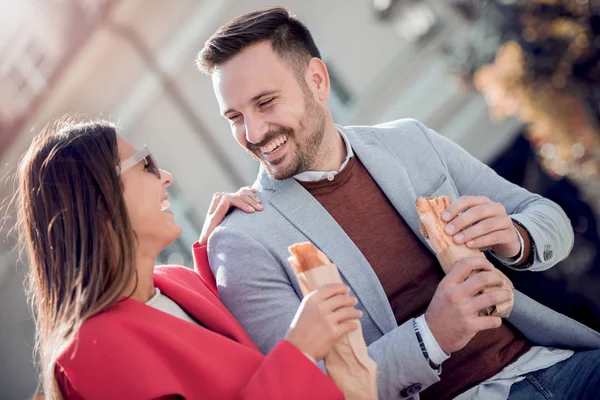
56, 245, 342, 400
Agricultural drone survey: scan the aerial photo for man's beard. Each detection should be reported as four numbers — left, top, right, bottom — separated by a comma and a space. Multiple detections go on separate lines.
246, 92, 327, 180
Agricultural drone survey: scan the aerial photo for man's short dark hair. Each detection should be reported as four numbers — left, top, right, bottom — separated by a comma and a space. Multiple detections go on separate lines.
197, 6, 321, 77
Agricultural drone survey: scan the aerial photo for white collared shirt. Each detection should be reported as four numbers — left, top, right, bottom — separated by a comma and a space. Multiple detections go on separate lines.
294, 129, 354, 182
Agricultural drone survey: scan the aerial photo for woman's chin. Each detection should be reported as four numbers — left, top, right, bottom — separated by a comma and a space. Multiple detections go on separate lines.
166, 224, 183, 244
154, 224, 183, 252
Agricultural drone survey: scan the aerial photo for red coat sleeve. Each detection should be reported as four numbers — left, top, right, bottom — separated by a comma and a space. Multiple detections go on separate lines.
240, 341, 344, 400
56, 367, 85, 400
57, 339, 343, 399
192, 242, 218, 297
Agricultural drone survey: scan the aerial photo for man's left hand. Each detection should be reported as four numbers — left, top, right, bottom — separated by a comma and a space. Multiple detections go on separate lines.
442, 196, 520, 258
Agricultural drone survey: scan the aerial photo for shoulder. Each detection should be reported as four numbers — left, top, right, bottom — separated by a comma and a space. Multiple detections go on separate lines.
56, 304, 136, 373
55, 306, 158, 398
343, 118, 428, 138
154, 264, 200, 282
153, 264, 217, 296
213, 189, 285, 240
341, 119, 444, 164
341, 118, 437, 154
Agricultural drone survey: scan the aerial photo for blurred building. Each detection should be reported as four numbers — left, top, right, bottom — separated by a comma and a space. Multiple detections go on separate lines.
0, 1, 525, 398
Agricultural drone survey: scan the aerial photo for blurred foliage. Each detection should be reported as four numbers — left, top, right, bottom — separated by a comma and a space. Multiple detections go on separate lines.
444, 0, 600, 182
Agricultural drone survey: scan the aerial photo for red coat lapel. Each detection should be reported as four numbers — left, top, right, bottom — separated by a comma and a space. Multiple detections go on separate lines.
153, 265, 258, 350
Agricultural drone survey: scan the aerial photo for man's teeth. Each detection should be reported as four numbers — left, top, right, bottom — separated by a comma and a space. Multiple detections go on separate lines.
261, 135, 288, 154
161, 199, 171, 211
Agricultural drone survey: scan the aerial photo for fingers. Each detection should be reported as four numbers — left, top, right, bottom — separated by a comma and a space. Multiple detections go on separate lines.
461, 270, 506, 296
229, 195, 257, 213
311, 284, 351, 301
237, 186, 255, 194
230, 187, 263, 212
442, 196, 492, 222
199, 195, 229, 246
241, 194, 263, 211
319, 293, 358, 314
442, 257, 494, 287
237, 187, 261, 203
445, 202, 506, 235
465, 229, 517, 250
493, 299, 514, 317
208, 192, 223, 214
445, 202, 506, 234
469, 289, 513, 315
451, 216, 512, 245
330, 307, 363, 324
337, 320, 361, 336
210, 195, 233, 225
209, 188, 263, 215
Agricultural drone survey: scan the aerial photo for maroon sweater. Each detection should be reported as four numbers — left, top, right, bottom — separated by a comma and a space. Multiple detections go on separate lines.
299, 156, 530, 399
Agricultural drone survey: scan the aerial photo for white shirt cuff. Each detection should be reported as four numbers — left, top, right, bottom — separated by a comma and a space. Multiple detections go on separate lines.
490, 225, 525, 266
416, 314, 450, 365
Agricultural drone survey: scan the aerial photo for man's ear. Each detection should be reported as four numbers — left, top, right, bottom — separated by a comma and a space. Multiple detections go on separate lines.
305, 58, 330, 101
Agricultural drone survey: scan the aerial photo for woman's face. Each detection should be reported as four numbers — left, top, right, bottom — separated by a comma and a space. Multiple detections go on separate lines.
117, 136, 182, 256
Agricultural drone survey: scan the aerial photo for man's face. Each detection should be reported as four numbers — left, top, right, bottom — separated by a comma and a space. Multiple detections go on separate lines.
212, 41, 326, 180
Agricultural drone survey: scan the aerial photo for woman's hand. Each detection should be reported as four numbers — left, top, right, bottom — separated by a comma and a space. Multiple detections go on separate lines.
198, 186, 263, 246
284, 284, 362, 361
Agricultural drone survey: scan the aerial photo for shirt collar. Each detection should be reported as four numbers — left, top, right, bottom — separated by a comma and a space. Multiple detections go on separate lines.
294, 129, 354, 182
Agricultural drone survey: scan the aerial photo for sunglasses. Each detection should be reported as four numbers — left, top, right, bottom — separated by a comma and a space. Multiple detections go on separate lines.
117, 146, 161, 178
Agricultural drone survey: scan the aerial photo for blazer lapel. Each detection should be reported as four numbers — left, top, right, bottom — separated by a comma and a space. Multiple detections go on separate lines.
344, 127, 427, 247
257, 125, 437, 334
263, 175, 397, 333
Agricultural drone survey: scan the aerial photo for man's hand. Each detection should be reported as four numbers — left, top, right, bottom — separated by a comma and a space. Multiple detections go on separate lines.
425, 257, 514, 354
199, 187, 263, 246
442, 196, 520, 258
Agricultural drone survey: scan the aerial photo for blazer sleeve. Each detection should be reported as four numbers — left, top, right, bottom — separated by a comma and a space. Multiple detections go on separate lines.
410, 119, 574, 272
209, 226, 442, 400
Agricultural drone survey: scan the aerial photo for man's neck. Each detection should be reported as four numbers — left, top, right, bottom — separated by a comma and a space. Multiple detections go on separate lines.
309, 124, 347, 172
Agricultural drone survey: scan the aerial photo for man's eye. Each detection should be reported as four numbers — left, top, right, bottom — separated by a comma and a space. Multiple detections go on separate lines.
259, 99, 274, 108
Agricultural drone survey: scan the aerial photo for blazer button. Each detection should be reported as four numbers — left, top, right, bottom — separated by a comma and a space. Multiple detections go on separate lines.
400, 383, 422, 398
409, 383, 422, 394
543, 245, 553, 261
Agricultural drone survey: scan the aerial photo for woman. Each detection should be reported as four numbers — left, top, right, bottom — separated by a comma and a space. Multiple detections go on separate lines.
17, 120, 362, 399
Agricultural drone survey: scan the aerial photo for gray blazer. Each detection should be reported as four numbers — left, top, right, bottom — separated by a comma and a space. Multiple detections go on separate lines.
208, 119, 600, 400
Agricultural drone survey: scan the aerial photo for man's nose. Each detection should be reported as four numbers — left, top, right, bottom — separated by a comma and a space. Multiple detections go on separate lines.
244, 115, 269, 145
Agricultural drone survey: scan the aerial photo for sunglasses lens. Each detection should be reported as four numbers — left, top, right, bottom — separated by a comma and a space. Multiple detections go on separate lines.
142, 155, 160, 178
148, 155, 160, 178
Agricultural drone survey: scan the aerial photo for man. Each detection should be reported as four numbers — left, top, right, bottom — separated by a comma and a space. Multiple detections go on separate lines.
196, 6, 600, 400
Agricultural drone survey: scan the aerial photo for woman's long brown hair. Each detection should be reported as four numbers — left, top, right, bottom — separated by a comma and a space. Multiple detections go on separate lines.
16, 120, 137, 399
